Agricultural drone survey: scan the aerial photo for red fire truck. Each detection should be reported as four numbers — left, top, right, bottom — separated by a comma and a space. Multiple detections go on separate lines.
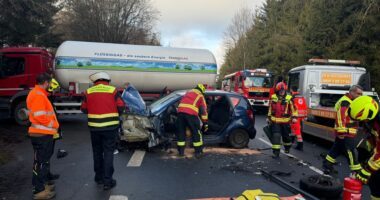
222, 69, 274, 107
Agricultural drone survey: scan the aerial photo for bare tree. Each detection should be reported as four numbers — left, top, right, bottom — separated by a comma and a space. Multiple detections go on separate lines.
223, 7, 255, 50
223, 7, 255, 69
55, 0, 160, 45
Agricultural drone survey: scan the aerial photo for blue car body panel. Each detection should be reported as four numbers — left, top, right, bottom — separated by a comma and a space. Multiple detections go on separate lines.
148, 90, 256, 145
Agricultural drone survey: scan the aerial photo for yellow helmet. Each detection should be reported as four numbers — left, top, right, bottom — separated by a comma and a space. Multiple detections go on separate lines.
195, 84, 206, 94
48, 78, 60, 92
349, 96, 379, 121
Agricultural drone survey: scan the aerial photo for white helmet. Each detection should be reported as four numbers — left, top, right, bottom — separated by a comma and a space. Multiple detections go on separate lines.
89, 72, 111, 82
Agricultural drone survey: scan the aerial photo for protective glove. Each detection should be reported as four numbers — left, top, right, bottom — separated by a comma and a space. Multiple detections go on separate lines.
356, 168, 371, 184
292, 118, 297, 123
202, 123, 209, 132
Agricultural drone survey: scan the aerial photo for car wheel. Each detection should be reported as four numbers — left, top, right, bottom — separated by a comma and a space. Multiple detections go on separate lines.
299, 175, 343, 198
228, 129, 249, 149
14, 101, 30, 126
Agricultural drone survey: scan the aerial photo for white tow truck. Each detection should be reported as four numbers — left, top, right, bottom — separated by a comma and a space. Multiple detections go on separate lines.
287, 59, 378, 141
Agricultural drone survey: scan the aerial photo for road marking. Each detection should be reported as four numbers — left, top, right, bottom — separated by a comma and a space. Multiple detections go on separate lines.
127, 150, 146, 167
109, 195, 128, 200
258, 138, 324, 175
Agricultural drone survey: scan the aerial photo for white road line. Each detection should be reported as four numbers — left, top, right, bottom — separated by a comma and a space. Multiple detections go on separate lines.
127, 150, 146, 167
109, 195, 128, 200
258, 138, 324, 175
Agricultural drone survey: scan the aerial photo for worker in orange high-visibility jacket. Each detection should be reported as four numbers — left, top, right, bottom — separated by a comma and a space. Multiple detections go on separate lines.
323, 85, 363, 175
290, 86, 307, 151
177, 84, 208, 158
267, 82, 297, 158
81, 72, 125, 191
27, 73, 59, 200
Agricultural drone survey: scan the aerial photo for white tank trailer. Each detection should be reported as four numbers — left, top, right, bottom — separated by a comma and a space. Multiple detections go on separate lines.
54, 41, 218, 93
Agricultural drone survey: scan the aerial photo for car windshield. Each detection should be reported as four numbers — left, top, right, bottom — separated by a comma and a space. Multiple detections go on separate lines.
244, 76, 272, 88
150, 91, 183, 114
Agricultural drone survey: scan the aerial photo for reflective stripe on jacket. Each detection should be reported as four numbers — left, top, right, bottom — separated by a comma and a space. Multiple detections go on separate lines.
81, 82, 125, 128
27, 85, 59, 135
268, 94, 296, 124
334, 94, 358, 136
178, 89, 208, 122
365, 120, 380, 172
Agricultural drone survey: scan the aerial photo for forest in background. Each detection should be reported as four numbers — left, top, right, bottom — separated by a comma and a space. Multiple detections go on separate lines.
221, 0, 380, 90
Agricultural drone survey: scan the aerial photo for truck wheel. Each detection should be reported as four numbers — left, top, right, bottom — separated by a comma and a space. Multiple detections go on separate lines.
300, 175, 343, 198
14, 102, 30, 126
228, 129, 249, 149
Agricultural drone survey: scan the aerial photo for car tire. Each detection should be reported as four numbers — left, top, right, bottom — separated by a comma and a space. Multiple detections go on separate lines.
228, 129, 249, 149
14, 101, 30, 126
299, 175, 343, 198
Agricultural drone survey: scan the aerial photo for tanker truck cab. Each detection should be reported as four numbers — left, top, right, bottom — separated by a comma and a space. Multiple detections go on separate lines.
0, 47, 54, 125
288, 58, 378, 141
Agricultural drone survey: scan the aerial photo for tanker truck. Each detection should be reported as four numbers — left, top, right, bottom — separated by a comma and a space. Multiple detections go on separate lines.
0, 41, 217, 125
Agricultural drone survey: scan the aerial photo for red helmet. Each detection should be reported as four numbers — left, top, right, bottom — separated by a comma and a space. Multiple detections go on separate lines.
275, 82, 288, 92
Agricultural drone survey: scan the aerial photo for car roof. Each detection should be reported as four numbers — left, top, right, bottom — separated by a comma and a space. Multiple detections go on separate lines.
174, 89, 243, 97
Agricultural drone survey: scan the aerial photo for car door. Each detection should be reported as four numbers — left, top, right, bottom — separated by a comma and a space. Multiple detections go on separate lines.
206, 94, 233, 133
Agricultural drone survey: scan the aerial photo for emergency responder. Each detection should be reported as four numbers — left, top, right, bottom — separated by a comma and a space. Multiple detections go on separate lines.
27, 73, 59, 199
290, 86, 307, 151
177, 84, 208, 158
267, 82, 297, 158
46, 78, 62, 181
323, 85, 363, 174
81, 72, 125, 190
347, 96, 379, 200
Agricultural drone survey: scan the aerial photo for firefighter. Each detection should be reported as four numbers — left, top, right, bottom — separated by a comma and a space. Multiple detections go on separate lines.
177, 84, 208, 158
323, 85, 363, 174
45, 78, 62, 182
267, 82, 297, 158
347, 96, 379, 200
81, 72, 125, 190
290, 86, 307, 151
27, 73, 59, 199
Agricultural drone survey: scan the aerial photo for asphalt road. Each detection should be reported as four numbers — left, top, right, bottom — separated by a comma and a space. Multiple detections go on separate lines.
0, 114, 372, 200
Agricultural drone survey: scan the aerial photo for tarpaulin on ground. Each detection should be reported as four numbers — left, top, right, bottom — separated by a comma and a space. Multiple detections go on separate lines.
121, 84, 147, 116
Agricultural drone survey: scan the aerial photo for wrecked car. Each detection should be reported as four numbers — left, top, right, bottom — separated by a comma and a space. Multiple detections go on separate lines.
120, 87, 256, 149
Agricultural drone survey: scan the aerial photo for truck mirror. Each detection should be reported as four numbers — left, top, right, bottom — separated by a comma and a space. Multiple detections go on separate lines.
358, 73, 371, 91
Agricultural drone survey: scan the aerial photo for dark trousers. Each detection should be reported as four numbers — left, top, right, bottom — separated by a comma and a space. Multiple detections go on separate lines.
369, 170, 380, 198
176, 113, 203, 153
271, 123, 292, 151
90, 129, 117, 185
47, 140, 56, 176
31, 135, 53, 193
325, 136, 361, 171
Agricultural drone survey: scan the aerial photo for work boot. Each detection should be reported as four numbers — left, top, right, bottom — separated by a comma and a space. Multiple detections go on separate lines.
272, 150, 280, 158
284, 146, 291, 154
45, 183, 55, 191
47, 172, 60, 181
178, 146, 185, 157
322, 160, 338, 175
103, 179, 117, 190
194, 152, 204, 159
194, 147, 204, 159
295, 142, 303, 151
33, 188, 56, 200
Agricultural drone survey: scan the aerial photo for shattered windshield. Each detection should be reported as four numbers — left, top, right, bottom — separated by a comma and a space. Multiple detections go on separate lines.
150, 91, 183, 114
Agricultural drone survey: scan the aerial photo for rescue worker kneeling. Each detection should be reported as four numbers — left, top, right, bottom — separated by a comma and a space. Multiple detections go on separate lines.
347, 96, 379, 200
176, 84, 208, 158
267, 82, 297, 158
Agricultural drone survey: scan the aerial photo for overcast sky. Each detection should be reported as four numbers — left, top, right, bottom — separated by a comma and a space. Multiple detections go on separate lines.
151, 0, 266, 70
